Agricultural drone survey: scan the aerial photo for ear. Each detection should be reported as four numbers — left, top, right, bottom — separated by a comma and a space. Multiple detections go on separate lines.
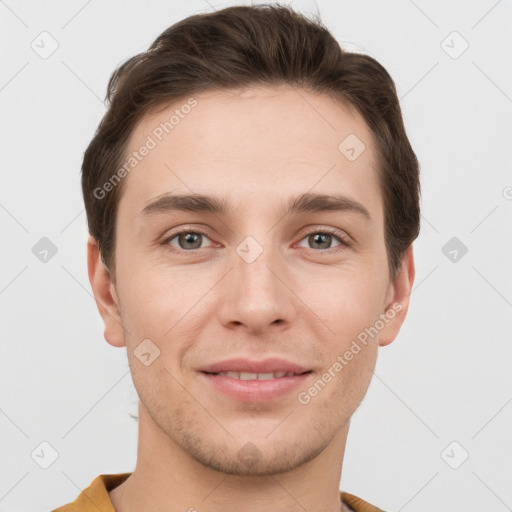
87, 235, 126, 348
378, 244, 416, 347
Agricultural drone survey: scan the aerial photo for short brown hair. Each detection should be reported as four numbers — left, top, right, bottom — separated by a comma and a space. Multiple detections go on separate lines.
81, 3, 420, 282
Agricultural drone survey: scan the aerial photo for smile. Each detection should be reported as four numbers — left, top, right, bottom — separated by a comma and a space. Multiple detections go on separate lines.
199, 371, 313, 402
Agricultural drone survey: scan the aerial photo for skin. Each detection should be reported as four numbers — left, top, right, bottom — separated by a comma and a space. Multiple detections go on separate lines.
88, 84, 415, 512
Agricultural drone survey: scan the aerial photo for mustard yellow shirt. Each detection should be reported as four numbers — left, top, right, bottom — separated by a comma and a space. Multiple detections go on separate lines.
52, 473, 385, 512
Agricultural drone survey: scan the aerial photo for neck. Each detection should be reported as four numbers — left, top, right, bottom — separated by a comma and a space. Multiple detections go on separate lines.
110, 404, 351, 512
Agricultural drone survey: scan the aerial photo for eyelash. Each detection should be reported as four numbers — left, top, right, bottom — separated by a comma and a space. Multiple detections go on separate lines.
161, 227, 351, 254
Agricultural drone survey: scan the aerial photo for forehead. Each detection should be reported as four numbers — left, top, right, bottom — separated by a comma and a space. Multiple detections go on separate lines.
118, 84, 382, 222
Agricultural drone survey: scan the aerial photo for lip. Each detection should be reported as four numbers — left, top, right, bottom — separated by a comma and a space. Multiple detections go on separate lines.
198, 357, 313, 403
199, 371, 312, 403
199, 357, 311, 374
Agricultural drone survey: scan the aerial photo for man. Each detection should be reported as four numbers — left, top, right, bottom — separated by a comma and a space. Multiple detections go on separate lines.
54, 4, 419, 511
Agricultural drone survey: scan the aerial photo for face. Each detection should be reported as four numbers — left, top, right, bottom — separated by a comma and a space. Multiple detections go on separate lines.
89, 84, 414, 476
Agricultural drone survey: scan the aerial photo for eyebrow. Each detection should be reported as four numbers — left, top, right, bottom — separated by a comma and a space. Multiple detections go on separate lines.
140, 191, 371, 221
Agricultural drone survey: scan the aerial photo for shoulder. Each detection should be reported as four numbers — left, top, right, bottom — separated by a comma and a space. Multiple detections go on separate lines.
341, 490, 387, 512
50, 473, 132, 512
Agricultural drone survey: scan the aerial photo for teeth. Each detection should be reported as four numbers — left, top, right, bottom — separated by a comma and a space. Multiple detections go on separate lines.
255, 372, 274, 380
239, 372, 258, 380
215, 371, 297, 380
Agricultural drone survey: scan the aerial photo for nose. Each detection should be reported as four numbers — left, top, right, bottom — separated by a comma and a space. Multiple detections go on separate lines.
217, 241, 297, 335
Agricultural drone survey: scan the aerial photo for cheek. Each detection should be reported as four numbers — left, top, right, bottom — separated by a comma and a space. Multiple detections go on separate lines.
297, 338, 377, 433
304, 270, 385, 341
120, 263, 216, 376
121, 262, 200, 327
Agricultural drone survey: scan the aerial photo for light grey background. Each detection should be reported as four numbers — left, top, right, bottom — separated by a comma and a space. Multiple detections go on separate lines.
1, 1, 511, 511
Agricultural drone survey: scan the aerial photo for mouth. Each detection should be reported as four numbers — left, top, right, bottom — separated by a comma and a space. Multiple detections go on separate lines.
201, 370, 312, 380
199, 370, 314, 402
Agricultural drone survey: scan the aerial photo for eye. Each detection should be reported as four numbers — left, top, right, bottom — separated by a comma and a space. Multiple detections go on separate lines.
164, 230, 214, 251
161, 227, 351, 254
296, 230, 350, 251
